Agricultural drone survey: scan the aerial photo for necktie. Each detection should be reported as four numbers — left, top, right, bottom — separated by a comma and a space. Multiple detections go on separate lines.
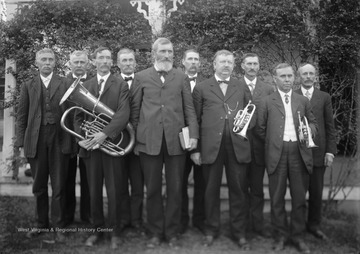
158, 71, 167, 83
80, 78, 86, 82
249, 83, 255, 95
98, 79, 104, 94
305, 90, 311, 100
218, 80, 228, 96
124, 76, 133, 82
285, 94, 289, 104
189, 77, 196, 82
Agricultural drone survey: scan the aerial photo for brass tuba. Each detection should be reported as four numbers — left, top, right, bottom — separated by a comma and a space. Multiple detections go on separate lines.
232, 100, 256, 140
59, 77, 135, 156
297, 111, 318, 148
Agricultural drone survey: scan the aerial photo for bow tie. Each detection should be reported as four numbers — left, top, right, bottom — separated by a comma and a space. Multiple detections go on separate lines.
124, 76, 133, 82
217, 80, 229, 84
189, 77, 197, 82
157, 71, 168, 77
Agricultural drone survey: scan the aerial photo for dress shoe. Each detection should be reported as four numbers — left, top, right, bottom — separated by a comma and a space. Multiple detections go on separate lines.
55, 232, 66, 242
168, 236, 180, 249
237, 237, 251, 250
291, 238, 311, 254
85, 234, 101, 247
193, 222, 205, 233
308, 228, 328, 241
255, 229, 272, 238
146, 236, 161, 248
110, 236, 122, 250
203, 235, 214, 247
273, 236, 286, 251
26, 230, 41, 239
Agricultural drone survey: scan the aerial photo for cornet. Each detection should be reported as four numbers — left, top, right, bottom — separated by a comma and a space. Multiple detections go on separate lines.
59, 77, 135, 157
233, 100, 256, 140
297, 111, 318, 148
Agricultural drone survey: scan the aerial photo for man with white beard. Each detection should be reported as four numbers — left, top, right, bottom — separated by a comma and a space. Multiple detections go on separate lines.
130, 38, 199, 249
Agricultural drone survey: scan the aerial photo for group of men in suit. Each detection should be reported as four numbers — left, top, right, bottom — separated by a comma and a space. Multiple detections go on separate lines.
15, 37, 336, 253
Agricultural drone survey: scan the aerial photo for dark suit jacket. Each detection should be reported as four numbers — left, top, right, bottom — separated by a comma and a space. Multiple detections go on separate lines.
241, 77, 274, 166
15, 74, 75, 158
192, 76, 252, 164
74, 74, 130, 158
294, 88, 337, 167
130, 66, 199, 156
256, 90, 318, 174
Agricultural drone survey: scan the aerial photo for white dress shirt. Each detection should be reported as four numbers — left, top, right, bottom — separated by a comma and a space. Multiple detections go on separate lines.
97, 72, 111, 95
121, 73, 134, 89
40, 72, 53, 88
278, 89, 297, 141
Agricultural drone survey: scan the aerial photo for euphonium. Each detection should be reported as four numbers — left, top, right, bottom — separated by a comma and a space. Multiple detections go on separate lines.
297, 111, 318, 148
232, 100, 256, 140
59, 77, 135, 156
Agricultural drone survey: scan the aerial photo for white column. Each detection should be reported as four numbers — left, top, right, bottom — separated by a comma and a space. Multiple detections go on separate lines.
1, 59, 16, 178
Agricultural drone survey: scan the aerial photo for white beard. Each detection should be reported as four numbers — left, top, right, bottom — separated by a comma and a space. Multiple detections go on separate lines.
155, 61, 173, 72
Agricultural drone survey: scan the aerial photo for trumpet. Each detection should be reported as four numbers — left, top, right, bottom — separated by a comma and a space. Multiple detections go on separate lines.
233, 100, 256, 139
297, 111, 318, 148
59, 77, 135, 157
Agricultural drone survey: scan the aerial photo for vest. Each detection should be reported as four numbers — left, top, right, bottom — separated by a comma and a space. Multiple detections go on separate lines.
41, 82, 57, 125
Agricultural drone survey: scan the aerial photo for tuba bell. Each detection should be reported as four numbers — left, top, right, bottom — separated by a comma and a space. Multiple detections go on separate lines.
59, 77, 135, 156
297, 111, 318, 148
233, 100, 256, 140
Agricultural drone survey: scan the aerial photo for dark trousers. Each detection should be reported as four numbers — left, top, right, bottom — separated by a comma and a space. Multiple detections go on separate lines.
120, 152, 144, 226
86, 150, 124, 236
64, 155, 90, 224
307, 165, 326, 230
202, 122, 249, 239
28, 125, 69, 228
248, 160, 266, 232
181, 153, 206, 229
139, 138, 185, 239
268, 141, 309, 238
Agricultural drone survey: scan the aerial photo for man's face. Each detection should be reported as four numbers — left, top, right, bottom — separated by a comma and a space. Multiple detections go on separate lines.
273, 66, 294, 93
213, 54, 234, 79
117, 53, 136, 75
182, 52, 200, 75
36, 52, 55, 77
154, 43, 174, 71
241, 56, 259, 79
69, 54, 88, 77
95, 50, 112, 75
299, 64, 316, 89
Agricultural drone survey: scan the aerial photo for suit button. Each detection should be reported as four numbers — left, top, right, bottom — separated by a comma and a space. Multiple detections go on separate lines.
161, 105, 164, 108
219, 132, 222, 135
220, 117, 223, 120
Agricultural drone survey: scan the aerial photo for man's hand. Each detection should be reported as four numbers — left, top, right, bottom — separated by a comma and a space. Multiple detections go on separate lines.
188, 138, 198, 151
190, 152, 202, 166
79, 132, 107, 150
324, 154, 334, 167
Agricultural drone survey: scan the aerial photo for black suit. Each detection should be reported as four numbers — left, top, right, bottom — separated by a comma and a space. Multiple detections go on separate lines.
118, 74, 144, 228
181, 75, 206, 232
257, 90, 318, 239
241, 77, 274, 233
15, 73, 75, 229
131, 67, 199, 239
64, 74, 91, 225
294, 88, 336, 231
74, 74, 130, 236
192, 76, 252, 239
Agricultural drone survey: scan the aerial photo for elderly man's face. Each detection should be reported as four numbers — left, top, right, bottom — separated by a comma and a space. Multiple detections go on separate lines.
36, 52, 55, 77
299, 64, 316, 88
69, 54, 88, 77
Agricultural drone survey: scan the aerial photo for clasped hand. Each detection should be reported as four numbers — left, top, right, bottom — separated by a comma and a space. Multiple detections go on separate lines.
78, 132, 107, 151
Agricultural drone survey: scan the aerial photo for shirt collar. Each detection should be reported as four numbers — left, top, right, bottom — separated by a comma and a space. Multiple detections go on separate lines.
97, 72, 111, 84
278, 89, 292, 99
73, 73, 87, 80
244, 76, 257, 85
301, 86, 314, 95
40, 72, 53, 83
187, 73, 198, 79
121, 73, 134, 79
215, 74, 230, 82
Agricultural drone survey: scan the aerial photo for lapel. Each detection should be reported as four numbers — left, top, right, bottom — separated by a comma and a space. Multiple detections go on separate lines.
224, 78, 237, 102
30, 75, 42, 102
49, 75, 61, 100
163, 68, 176, 87
273, 91, 285, 116
291, 91, 301, 121
150, 67, 164, 87
102, 74, 114, 96
209, 76, 225, 100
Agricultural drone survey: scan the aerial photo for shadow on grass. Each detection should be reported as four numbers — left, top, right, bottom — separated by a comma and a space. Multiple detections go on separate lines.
0, 195, 359, 254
